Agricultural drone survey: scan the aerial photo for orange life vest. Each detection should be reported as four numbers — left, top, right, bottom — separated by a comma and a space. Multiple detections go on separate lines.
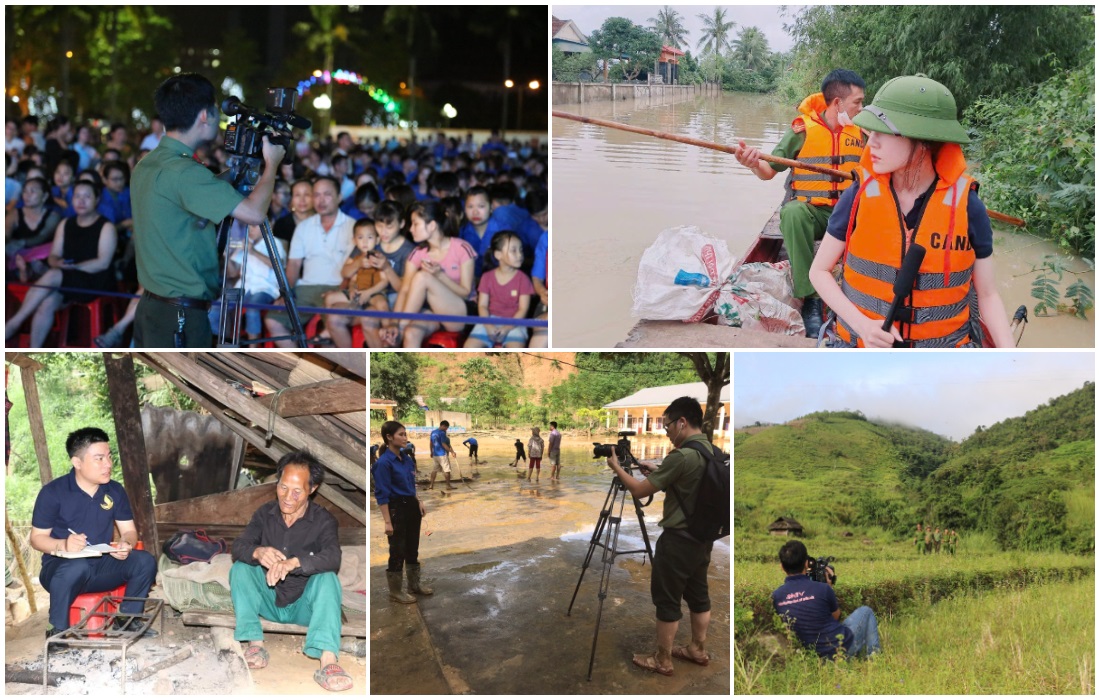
836, 143, 977, 348
789, 93, 864, 207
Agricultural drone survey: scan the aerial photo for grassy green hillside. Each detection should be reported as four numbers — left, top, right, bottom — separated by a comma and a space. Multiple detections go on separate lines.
735, 384, 1095, 553
734, 411, 951, 537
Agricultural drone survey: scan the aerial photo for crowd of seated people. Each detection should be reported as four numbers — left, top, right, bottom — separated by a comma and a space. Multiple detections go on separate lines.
6, 112, 548, 348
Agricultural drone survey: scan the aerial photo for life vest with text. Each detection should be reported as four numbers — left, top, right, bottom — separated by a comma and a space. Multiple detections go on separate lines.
789, 93, 864, 206
837, 143, 978, 348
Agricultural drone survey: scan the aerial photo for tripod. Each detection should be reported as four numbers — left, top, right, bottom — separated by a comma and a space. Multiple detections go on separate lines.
567, 471, 654, 681
215, 154, 306, 348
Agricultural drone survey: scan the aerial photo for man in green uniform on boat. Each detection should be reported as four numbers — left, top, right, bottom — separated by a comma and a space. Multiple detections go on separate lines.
733, 69, 866, 338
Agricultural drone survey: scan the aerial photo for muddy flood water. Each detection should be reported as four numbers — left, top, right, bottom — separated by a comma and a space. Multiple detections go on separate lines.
369, 434, 731, 694
552, 91, 1094, 348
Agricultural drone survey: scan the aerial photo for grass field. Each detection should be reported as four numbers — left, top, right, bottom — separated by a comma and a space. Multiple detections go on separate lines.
735, 537, 1095, 694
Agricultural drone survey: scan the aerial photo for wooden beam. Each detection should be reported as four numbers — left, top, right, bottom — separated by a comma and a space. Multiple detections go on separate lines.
154, 483, 365, 534
316, 352, 366, 380
5, 353, 43, 371
102, 352, 159, 550
150, 353, 365, 490
255, 378, 366, 418
318, 484, 366, 525
18, 364, 52, 485
155, 524, 366, 548
227, 433, 245, 491
181, 611, 365, 638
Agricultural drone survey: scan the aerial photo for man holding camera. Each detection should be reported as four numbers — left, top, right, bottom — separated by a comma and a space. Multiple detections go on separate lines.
772, 540, 881, 659
606, 397, 715, 677
131, 73, 285, 347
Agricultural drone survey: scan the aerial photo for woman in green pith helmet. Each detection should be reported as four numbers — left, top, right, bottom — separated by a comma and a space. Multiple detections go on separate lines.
809, 74, 1013, 349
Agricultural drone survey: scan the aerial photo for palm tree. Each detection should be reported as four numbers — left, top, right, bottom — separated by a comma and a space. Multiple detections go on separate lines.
732, 26, 771, 71
294, 7, 352, 137
696, 7, 736, 58
649, 6, 688, 49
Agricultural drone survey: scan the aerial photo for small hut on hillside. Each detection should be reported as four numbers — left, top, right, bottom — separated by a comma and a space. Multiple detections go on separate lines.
768, 517, 803, 537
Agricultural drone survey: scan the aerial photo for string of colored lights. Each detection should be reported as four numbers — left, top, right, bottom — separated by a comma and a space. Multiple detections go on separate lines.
295, 69, 399, 119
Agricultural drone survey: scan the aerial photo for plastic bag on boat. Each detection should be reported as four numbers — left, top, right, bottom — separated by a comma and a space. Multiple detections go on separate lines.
631, 226, 737, 322
713, 261, 805, 335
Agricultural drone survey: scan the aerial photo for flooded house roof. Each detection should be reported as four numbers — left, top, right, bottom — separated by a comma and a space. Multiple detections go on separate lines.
603, 381, 731, 410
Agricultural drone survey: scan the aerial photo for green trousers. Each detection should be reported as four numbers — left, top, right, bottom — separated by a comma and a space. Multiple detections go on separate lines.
779, 200, 833, 299
229, 561, 342, 659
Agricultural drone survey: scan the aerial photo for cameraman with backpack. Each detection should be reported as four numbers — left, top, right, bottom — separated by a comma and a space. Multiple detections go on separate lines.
606, 396, 726, 677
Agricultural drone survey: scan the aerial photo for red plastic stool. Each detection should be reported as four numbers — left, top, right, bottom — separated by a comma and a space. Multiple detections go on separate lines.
61, 297, 113, 348
69, 583, 127, 632
424, 330, 460, 348
351, 325, 365, 348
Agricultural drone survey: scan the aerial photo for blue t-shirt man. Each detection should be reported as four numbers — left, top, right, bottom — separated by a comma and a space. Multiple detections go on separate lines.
772, 573, 851, 658
430, 427, 451, 457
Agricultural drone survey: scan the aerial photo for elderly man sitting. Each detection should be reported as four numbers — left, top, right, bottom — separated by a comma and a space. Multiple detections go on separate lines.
229, 451, 350, 692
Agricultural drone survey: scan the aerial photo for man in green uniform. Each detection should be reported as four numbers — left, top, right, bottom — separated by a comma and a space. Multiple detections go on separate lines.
607, 396, 719, 677
131, 73, 285, 347
733, 69, 866, 338
933, 527, 942, 554
923, 524, 932, 555
915, 523, 924, 555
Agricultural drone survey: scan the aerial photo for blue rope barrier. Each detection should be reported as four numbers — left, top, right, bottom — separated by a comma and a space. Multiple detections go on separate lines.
7, 281, 548, 329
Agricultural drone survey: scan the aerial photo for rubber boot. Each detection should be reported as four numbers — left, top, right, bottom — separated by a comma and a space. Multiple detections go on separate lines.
387, 570, 416, 604
407, 563, 434, 595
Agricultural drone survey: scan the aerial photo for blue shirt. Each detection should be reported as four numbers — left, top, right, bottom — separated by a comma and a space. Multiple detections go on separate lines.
532, 230, 548, 283
826, 182, 993, 259
98, 188, 132, 226
430, 428, 451, 457
462, 438, 478, 448
772, 574, 851, 658
372, 448, 418, 506
31, 469, 134, 563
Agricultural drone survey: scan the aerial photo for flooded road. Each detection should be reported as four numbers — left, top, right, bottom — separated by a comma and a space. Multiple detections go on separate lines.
552, 91, 1094, 348
369, 432, 730, 694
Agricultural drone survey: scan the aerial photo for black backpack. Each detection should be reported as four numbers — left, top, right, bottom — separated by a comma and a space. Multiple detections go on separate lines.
162, 529, 228, 564
670, 441, 730, 542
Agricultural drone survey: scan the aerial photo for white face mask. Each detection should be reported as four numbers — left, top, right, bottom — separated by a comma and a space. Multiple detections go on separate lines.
838, 110, 855, 127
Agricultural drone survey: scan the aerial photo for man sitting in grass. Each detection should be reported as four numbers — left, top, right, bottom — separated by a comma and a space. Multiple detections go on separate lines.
771, 540, 881, 660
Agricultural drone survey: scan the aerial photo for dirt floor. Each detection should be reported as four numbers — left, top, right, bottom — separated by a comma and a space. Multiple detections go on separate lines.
370, 436, 731, 694
5, 580, 366, 695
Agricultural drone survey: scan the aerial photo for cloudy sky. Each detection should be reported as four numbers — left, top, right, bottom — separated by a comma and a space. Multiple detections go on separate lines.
733, 352, 1095, 441
554, 5, 803, 54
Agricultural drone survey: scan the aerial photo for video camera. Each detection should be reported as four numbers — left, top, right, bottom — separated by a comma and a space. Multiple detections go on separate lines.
593, 430, 637, 468
807, 555, 837, 584
221, 89, 310, 192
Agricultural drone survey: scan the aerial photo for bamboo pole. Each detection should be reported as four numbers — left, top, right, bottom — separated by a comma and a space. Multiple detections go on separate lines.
553, 110, 1027, 227
5, 511, 37, 613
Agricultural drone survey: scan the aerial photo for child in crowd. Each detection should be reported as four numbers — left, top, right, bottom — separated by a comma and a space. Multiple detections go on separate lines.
464, 231, 533, 348
370, 200, 415, 347
207, 224, 285, 343
460, 186, 491, 275
325, 218, 390, 348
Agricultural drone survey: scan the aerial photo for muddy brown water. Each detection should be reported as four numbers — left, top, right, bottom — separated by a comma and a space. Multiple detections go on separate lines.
369, 433, 731, 694
552, 91, 1094, 348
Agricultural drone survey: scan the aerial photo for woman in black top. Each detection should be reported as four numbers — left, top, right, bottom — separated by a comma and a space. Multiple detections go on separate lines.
271, 179, 314, 243
5, 180, 117, 347
6, 176, 61, 275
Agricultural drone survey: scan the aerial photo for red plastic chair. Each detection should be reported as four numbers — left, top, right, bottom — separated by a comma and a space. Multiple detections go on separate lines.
351, 325, 365, 348
424, 330, 461, 348
69, 583, 127, 633
61, 297, 114, 348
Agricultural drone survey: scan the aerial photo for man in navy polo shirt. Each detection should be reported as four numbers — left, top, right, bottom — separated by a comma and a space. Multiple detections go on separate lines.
772, 540, 880, 659
29, 427, 157, 637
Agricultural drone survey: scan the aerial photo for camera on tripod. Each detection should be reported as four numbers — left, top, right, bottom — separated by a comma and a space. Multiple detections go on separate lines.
593, 430, 637, 468
807, 555, 837, 584
221, 89, 310, 191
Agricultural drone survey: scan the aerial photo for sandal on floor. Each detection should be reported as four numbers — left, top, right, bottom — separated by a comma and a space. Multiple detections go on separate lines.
314, 663, 353, 692
244, 644, 269, 670
631, 652, 674, 677
672, 645, 710, 666
94, 327, 123, 348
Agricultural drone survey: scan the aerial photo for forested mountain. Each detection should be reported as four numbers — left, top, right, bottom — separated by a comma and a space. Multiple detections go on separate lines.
735, 383, 1095, 553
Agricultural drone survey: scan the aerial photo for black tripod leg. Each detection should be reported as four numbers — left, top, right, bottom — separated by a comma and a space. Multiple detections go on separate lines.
216, 217, 246, 348
632, 494, 655, 563
567, 480, 617, 616
587, 486, 628, 681
261, 220, 307, 348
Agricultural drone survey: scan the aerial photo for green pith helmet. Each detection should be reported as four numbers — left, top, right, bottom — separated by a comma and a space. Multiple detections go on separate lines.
853, 74, 970, 144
